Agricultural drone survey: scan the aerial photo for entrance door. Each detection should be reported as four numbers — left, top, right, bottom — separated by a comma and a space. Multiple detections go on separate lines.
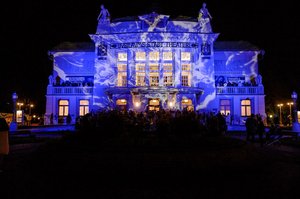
148, 99, 160, 111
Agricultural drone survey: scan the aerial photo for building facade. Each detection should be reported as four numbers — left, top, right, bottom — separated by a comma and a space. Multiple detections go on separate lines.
45, 10, 265, 125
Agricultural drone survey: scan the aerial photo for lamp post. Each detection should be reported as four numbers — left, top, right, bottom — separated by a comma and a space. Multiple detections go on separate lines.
277, 103, 283, 126
287, 102, 293, 126
9, 92, 18, 132
291, 91, 300, 134
28, 104, 34, 126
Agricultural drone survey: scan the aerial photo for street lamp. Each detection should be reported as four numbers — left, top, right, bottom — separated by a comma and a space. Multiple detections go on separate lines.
287, 102, 294, 126
17, 102, 24, 110
277, 103, 283, 126
9, 92, 18, 131
29, 104, 34, 115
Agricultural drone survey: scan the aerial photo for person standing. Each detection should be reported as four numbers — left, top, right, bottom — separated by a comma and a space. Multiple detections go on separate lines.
245, 114, 257, 142
256, 115, 265, 147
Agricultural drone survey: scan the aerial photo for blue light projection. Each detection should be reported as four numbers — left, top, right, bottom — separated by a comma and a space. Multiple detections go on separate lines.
46, 4, 265, 123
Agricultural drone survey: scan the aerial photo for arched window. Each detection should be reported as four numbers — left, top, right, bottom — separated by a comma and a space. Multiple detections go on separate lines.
241, 99, 251, 117
58, 100, 69, 116
79, 100, 89, 116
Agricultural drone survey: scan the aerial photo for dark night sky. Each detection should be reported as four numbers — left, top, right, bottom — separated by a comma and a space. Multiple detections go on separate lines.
1, 0, 300, 114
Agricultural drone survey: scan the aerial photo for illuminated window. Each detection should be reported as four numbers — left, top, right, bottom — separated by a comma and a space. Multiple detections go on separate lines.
136, 63, 145, 71
149, 51, 160, 61
241, 99, 251, 117
79, 100, 89, 116
220, 99, 231, 116
149, 63, 159, 71
59, 100, 69, 116
181, 75, 190, 87
116, 99, 127, 106
136, 63, 146, 86
181, 63, 191, 87
117, 63, 127, 87
163, 73, 173, 86
136, 72, 146, 86
163, 52, 172, 60
163, 63, 172, 71
150, 72, 159, 86
117, 52, 127, 61
181, 52, 191, 61
182, 64, 191, 71
117, 64, 127, 71
136, 52, 146, 61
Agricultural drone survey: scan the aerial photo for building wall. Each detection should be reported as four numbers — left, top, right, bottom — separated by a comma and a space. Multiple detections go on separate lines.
45, 13, 266, 124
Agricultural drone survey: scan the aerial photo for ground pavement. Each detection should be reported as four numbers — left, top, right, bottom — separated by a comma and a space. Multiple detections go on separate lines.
0, 128, 300, 199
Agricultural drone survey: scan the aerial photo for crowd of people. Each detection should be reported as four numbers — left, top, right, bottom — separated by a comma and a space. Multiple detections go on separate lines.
76, 109, 228, 137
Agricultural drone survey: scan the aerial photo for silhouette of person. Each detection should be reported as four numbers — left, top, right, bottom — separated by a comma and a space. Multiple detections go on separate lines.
97, 4, 110, 23
245, 114, 257, 142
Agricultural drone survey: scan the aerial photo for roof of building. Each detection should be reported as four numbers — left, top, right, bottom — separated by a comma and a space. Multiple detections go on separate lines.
214, 41, 261, 51
49, 41, 261, 52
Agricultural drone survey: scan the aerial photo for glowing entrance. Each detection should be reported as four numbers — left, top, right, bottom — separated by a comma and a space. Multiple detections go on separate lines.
116, 99, 127, 111
181, 99, 194, 111
148, 99, 160, 111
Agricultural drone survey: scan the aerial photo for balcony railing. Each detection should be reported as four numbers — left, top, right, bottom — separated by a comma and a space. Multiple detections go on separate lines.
216, 86, 264, 95
47, 86, 93, 95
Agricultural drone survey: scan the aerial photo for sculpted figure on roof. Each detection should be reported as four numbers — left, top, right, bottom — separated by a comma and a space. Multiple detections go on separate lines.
198, 2, 213, 33
97, 4, 110, 23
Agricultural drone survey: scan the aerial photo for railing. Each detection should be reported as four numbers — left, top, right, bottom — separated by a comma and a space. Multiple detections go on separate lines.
47, 86, 93, 95
216, 86, 264, 95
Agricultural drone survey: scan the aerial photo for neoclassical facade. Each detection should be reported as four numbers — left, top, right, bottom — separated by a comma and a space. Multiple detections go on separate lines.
45, 9, 265, 125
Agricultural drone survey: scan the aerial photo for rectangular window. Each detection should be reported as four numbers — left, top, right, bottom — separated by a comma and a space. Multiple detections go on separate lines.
117, 73, 127, 87
135, 52, 146, 61
150, 72, 159, 86
149, 63, 159, 71
59, 100, 69, 116
220, 99, 231, 116
181, 52, 191, 61
135, 63, 145, 71
163, 63, 172, 71
136, 63, 146, 86
117, 52, 127, 61
241, 99, 251, 117
182, 64, 191, 71
79, 100, 89, 116
163, 73, 173, 86
149, 51, 160, 61
136, 72, 146, 86
117, 63, 127, 87
181, 75, 190, 87
117, 63, 127, 71
163, 52, 172, 60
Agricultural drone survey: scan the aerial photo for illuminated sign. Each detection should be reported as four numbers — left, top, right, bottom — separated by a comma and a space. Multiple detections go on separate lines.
16, 110, 23, 123
110, 42, 199, 49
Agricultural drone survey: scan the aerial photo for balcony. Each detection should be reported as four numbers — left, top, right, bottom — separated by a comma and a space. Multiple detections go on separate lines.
216, 85, 264, 95
47, 86, 93, 95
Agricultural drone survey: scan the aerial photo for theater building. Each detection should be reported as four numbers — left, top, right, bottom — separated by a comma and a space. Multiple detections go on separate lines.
45, 9, 266, 125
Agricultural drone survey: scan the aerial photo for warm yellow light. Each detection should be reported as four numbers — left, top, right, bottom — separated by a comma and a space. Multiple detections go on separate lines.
168, 102, 173, 107
269, 115, 273, 118
135, 102, 140, 107
277, 104, 283, 107
287, 102, 294, 105
120, 99, 126, 103
152, 99, 157, 103
183, 99, 189, 103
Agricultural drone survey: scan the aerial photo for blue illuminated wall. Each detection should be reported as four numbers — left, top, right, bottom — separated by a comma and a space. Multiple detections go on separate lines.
45, 12, 265, 125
